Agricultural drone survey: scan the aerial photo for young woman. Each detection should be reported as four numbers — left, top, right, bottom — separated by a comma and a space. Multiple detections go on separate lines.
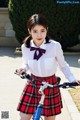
17, 14, 80, 120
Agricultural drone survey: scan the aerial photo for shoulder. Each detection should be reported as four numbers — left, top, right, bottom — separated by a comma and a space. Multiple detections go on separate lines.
21, 44, 26, 50
21, 43, 29, 49
21, 44, 30, 53
49, 39, 61, 47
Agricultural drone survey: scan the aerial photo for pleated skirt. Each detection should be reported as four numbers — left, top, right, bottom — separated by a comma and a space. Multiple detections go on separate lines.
17, 74, 63, 116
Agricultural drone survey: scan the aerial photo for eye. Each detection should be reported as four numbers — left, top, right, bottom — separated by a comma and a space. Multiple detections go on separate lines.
41, 29, 46, 32
33, 30, 37, 33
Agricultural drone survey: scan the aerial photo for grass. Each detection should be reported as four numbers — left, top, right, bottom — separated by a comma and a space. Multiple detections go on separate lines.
69, 87, 80, 112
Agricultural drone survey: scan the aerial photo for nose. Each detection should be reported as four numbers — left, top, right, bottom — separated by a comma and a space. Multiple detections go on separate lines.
37, 32, 42, 37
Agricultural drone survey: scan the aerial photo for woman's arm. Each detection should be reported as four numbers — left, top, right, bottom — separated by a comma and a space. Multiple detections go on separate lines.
17, 44, 29, 75
55, 42, 76, 82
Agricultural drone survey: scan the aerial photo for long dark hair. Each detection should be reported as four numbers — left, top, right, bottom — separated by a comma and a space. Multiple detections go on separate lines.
24, 14, 50, 48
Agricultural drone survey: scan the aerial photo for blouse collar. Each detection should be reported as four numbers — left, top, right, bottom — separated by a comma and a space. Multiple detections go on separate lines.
30, 39, 46, 50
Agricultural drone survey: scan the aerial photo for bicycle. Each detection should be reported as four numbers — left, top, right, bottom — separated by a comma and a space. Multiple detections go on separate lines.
15, 71, 79, 120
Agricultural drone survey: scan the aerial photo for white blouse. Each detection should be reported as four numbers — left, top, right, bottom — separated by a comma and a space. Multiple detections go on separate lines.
21, 39, 76, 82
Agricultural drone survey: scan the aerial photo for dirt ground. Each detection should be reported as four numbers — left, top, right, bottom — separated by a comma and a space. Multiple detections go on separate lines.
69, 87, 80, 112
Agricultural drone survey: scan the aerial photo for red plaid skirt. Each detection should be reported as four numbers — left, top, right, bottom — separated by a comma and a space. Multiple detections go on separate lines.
17, 74, 63, 116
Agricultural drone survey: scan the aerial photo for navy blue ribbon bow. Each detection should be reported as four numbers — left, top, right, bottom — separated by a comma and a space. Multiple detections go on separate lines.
30, 47, 46, 60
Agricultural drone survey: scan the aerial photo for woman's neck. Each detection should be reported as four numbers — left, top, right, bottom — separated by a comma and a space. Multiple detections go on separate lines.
33, 40, 44, 47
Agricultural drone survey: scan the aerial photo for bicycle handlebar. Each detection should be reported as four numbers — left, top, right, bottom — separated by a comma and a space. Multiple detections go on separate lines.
15, 72, 79, 88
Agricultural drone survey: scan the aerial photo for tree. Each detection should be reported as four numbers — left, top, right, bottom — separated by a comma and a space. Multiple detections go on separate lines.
8, 0, 80, 50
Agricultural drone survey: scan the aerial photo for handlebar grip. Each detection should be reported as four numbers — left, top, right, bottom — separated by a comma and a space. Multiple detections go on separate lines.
68, 82, 79, 86
20, 72, 32, 80
62, 82, 79, 88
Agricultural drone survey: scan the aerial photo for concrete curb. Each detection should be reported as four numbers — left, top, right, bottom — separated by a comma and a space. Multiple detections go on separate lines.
64, 52, 80, 55
14, 51, 80, 66
61, 89, 80, 120
78, 59, 80, 64
14, 50, 80, 55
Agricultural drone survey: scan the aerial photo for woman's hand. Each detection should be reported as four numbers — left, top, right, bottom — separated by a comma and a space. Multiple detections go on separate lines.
76, 80, 80, 85
16, 68, 26, 75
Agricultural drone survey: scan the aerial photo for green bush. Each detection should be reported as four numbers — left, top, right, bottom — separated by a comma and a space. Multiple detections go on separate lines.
8, 0, 80, 50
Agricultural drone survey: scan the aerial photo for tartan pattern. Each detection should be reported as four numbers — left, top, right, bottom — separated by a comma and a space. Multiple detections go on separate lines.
17, 74, 63, 116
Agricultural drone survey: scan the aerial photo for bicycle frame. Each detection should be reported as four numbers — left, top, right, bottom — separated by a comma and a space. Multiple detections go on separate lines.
32, 82, 53, 120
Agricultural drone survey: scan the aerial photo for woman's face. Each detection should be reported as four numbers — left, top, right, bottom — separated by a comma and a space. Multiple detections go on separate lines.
29, 25, 47, 46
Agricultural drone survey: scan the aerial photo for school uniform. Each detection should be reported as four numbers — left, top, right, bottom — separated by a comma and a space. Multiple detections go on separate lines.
17, 39, 75, 116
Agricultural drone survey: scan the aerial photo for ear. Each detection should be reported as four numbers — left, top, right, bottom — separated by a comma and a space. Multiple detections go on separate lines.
46, 27, 48, 34
28, 29, 31, 34
47, 27, 48, 30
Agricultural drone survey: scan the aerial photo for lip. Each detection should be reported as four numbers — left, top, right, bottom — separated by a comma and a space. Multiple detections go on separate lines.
37, 38, 42, 40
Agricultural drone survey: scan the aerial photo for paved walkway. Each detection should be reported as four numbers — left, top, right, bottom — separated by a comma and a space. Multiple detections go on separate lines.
0, 47, 80, 120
